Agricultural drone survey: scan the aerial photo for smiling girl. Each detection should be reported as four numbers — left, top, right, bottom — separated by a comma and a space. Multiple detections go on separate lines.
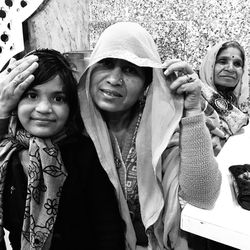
0, 49, 125, 250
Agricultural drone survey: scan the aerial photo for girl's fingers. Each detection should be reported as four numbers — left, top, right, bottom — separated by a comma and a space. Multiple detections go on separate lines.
8, 57, 17, 67
6, 55, 38, 80
14, 75, 35, 97
10, 61, 38, 88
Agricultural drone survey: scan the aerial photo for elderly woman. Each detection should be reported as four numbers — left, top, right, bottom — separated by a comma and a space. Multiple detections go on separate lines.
78, 22, 221, 250
199, 41, 249, 145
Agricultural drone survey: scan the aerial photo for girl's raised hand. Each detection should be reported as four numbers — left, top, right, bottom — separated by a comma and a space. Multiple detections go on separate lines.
0, 55, 38, 117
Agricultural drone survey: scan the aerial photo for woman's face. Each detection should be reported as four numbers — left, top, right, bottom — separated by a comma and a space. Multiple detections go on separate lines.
214, 47, 244, 89
17, 75, 70, 138
90, 58, 146, 115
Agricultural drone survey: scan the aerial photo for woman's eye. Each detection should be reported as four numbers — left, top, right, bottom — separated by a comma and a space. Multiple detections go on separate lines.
99, 59, 113, 68
216, 59, 227, 65
234, 61, 243, 68
124, 66, 137, 74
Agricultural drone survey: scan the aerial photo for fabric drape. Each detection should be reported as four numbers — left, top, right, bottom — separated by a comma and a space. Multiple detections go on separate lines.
0, 117, 67, 250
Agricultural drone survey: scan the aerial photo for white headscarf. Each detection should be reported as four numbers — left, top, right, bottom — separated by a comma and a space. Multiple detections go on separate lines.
78, 22, 184, 249
200, 41, 250, 114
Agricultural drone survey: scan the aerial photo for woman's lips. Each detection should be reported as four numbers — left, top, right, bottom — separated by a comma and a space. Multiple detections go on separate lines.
101, 89, 122, 97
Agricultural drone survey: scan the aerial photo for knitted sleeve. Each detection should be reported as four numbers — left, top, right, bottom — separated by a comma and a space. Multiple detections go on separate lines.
178, 112, 222, 209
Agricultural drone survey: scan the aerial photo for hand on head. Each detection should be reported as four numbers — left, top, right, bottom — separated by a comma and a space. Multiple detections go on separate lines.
0, 55, 38, 117
163, 60, 202, 117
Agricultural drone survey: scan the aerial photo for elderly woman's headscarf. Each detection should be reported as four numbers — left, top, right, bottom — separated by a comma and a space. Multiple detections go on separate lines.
199, 41, 249, 136
78, 22, 186, 249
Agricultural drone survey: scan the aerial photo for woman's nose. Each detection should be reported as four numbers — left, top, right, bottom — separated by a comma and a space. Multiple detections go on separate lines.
107, 67, 123, 85
35, 99, 52, 113
226, 61, 235, 71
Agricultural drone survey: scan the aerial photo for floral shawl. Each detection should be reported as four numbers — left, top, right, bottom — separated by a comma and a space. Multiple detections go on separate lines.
199, 41, 249, 137
78, 22, 185, 249
0, 117, 67, 250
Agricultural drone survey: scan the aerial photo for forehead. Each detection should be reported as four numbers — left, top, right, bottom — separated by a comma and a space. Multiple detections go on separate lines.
217, 47, 242, 60
32, 75, 64, 92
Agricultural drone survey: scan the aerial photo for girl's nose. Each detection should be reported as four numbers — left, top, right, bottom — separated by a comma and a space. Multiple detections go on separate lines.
107, 67, 123, 85
35, 99, 52, 113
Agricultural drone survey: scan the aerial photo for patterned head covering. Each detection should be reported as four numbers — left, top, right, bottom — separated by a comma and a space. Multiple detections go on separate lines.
78, 22, 185, 249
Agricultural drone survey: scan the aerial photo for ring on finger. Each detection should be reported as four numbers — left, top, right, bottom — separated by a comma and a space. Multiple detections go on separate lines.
185, 74, 194, 83
7, 67, 12, 73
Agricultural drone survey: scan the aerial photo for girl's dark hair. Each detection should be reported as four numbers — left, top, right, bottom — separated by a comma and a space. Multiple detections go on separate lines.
24, 49, 83, 133
218, 41, 245, 68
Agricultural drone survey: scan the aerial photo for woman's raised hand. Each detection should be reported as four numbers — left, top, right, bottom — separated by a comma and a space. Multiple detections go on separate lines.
163, 59, 202, 117
0, 55, 38, 117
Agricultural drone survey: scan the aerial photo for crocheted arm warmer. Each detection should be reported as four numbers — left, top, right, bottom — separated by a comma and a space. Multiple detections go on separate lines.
178, 112, 222, 209
0, 117, 9, 140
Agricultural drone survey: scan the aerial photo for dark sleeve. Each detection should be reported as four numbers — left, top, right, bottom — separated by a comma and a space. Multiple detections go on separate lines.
0, 117, 9, 139
88, 157, 126, 250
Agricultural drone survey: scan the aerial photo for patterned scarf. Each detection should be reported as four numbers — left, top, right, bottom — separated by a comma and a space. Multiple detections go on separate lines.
0, 128, 67, 250
201, 83, 248, 136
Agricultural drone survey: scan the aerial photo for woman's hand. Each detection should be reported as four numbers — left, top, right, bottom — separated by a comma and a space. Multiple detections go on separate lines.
163, 60, 202, 117
0, 55, 38, 117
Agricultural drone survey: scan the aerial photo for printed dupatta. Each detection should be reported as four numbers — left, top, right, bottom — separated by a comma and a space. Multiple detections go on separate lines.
0, 123, 67, 250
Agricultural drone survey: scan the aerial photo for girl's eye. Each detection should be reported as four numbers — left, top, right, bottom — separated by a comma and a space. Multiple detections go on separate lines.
54, 95, 66, 103
25, 92, 37, 99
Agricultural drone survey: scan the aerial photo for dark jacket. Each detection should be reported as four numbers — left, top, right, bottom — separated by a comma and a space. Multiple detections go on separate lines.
3, 133, 125, 250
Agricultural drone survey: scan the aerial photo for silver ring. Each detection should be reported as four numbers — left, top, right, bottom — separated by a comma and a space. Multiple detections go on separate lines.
186, 74, 193, 83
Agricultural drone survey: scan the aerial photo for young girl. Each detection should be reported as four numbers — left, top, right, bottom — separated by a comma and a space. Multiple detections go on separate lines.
0, 49, 125, 250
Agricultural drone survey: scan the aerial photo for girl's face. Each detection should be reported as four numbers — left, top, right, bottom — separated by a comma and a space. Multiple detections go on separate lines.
17, 75, 70, 138
214, 47, 244, 89
90, 58, 146, 115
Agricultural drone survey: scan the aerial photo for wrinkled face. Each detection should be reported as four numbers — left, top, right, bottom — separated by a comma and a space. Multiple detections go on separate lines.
17, 75, 70, 138
214, 47, 244, 89
90, 58, 146, 115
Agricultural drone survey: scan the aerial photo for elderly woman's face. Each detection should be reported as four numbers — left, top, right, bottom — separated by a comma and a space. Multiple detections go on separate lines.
90, 58, 146, 114
214, 47, 244, 89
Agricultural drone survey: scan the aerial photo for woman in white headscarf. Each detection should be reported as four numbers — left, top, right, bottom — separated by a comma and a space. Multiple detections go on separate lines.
200, 41, 249, 146
78, 22, 221, 250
